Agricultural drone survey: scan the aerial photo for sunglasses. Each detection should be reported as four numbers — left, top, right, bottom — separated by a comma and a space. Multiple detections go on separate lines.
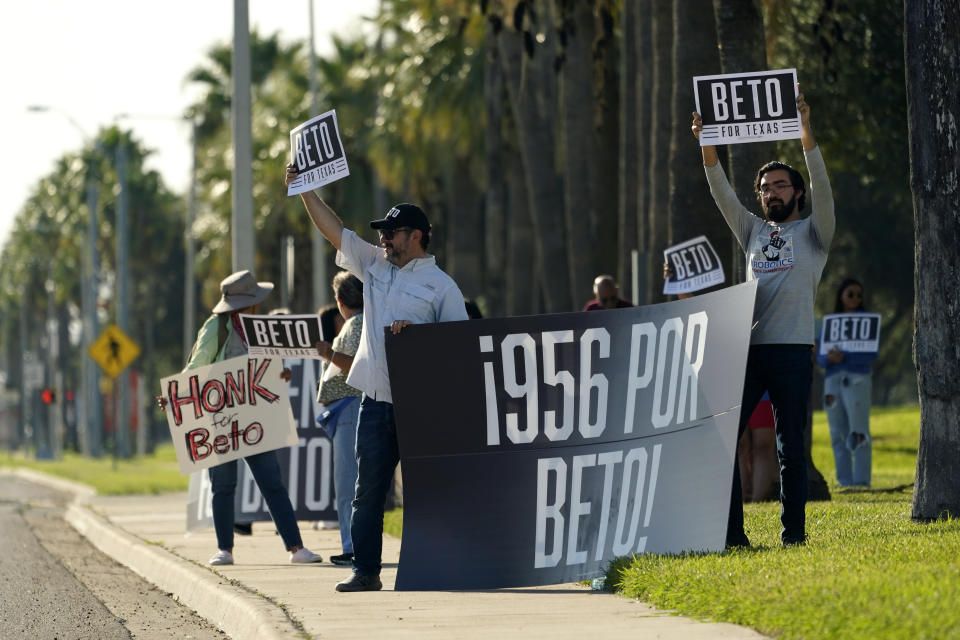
378, 227, 412, 240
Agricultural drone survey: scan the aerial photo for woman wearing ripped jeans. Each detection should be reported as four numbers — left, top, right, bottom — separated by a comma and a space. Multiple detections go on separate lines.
817, 278, 877, 487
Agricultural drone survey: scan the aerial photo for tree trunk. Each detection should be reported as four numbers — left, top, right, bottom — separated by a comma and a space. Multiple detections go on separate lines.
558, 0, 600, 307
445, 156, 483, 299
905, 0, 960, 520
484, 23, 508, 318
505, 136, 537, 316
590, 2, 620, 282
644, 0, 673, 304
497, 4, 572, 312
668, 0, 728, 279
621, 0, 651, 303
711, 0, 776, 286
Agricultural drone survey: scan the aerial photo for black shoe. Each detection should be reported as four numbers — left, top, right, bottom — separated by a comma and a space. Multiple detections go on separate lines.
330, 553, 354, 566
782, 536, 807, 548
725, 533, 751, 549
335, 572, 382, 592
233, 522, 252, 535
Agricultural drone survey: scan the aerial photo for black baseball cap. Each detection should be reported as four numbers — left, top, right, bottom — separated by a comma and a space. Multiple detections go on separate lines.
369, 203, 431, 233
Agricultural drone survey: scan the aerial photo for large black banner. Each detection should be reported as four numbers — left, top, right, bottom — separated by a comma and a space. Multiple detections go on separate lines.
386, 281, 757, 590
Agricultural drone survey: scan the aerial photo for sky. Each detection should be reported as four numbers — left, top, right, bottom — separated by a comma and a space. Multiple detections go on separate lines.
0, 0, 379, 248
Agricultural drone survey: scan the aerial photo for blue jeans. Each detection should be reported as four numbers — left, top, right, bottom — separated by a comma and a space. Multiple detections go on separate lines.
824, 371, 872, 486
333, 396, 361, 554
350, 396, 400, 576
208, 449, 302, 551
727, 345, 812, 544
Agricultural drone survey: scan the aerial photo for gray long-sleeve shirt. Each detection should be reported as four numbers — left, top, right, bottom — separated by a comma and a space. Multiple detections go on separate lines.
705, 146, 835, 345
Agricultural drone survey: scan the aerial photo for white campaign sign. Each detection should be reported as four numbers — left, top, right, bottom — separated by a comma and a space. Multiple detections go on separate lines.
819, 313, 882, 356
161, 355, 298, 474
286, 109, 350, 196
694, 68, 800, 146
662, 235, 725, 295
239, 314, 324, 359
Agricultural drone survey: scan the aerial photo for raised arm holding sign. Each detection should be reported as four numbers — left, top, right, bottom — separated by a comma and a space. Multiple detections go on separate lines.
692, 84, 835, 549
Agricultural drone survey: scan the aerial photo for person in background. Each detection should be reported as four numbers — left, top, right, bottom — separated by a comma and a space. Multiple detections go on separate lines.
318, 303, 345, 344
817, 278, 876, 487
739, 392, 779, 502
582, 274, 633, 310
314, 271, 364, 565
158, 270, 323, 566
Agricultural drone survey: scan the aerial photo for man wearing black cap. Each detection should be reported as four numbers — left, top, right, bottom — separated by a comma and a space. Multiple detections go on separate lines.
286, 164, 468, 591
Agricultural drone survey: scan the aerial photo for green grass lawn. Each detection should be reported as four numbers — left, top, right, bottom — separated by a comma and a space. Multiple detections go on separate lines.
610, 406, 960, 640
0, 443, 188, 494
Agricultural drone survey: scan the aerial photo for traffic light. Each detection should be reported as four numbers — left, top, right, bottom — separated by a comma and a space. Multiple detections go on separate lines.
41, 387, 56, 405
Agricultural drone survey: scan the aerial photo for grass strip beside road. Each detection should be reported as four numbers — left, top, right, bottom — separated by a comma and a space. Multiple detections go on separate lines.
610, 406, 960, 640
0, 443, 187, 495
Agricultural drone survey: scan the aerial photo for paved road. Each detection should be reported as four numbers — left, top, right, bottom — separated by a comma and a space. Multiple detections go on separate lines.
0, 474, 226, 640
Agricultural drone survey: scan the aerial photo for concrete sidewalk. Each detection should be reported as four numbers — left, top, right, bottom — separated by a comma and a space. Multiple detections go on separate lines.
14, 468, 766, 640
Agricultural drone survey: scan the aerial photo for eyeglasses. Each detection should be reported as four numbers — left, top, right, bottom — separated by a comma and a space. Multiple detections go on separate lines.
758, 181, 794, 197
378, 227, 412, 240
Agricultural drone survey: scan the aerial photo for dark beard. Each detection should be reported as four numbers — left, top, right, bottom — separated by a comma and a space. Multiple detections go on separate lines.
764, 193, 796, 222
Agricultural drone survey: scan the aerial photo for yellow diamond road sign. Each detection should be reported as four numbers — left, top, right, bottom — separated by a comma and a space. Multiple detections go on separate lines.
88, 324, 141, 379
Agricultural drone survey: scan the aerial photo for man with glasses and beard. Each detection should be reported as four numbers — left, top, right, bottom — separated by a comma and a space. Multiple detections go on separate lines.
691, 91, 834, 548
286, 164, 468, 591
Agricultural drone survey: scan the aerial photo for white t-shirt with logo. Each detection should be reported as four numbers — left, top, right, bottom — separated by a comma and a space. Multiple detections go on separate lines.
705, 146, 835, 345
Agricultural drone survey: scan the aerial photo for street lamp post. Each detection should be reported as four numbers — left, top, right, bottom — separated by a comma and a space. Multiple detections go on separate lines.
233, 0, 255, 272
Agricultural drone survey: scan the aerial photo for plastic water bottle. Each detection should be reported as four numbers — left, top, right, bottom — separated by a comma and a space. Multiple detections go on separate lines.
590, 577, 605, 591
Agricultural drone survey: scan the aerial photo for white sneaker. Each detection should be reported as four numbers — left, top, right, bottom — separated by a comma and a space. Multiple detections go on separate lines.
209, 550, 234, 566
290, 547, 323, 564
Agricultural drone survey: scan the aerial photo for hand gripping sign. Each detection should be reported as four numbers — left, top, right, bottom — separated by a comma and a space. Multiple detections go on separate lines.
694, 68, 800, 146
161, 356, 298, 474
286, 109, 350, 196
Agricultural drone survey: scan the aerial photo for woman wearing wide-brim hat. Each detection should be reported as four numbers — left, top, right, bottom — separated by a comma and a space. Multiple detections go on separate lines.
159, 270, 323, 567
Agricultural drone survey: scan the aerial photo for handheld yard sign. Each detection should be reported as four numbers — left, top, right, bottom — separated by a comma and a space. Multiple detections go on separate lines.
286, 109, 350, 196
239, 314, 324, 359
161, 355, 298, 474
694, 69, 800, 146
663, 236, 725, 296
819, 313, 882, 357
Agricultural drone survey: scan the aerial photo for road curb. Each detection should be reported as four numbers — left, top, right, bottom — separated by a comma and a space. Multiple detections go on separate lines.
3, 467, 96, 499
65, 502, 300, 640
3, 467, 301, 640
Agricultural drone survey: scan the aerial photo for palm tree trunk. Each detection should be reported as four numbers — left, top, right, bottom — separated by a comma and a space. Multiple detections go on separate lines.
590, 2, 620, 282
497, 5, 572, 312
644, 0, 673, 304
905, 0, 960, 520
668, 0, 728, 276
484, 25, 508, 318
558, 0, 600, 307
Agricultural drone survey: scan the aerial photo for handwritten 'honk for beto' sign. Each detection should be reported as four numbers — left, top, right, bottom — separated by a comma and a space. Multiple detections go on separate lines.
286, 109, 350, 196
161, 356, 298, 474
